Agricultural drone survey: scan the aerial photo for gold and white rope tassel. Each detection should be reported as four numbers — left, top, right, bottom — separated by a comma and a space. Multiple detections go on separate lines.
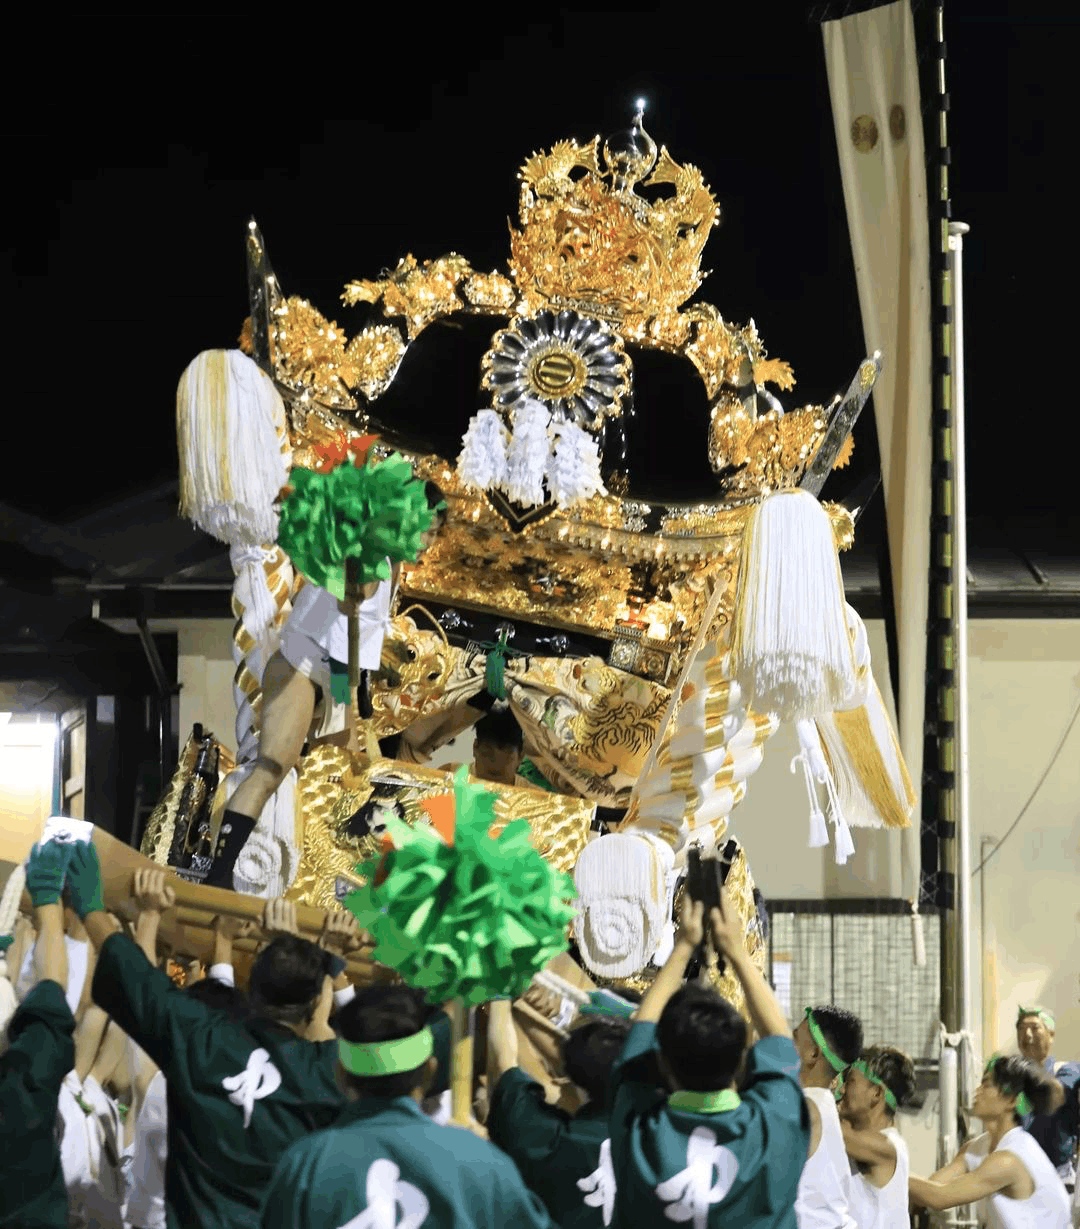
177, 349, 290, 546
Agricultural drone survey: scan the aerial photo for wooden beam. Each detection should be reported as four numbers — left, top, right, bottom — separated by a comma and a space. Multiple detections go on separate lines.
3, 817, 388, 979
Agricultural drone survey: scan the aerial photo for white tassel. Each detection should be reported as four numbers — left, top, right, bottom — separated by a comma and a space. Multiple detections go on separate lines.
732, 490, 857, 720
547, 419, 607, 508
831, 810, 856, 865
457, 409, 510, 492
502, 400, 552, 507
792, 720, 831, 849
177, 349, 290, 546
792, 750, 829, 848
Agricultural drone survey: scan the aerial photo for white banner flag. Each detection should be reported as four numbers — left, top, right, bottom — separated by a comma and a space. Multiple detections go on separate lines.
823, 0, 931, 903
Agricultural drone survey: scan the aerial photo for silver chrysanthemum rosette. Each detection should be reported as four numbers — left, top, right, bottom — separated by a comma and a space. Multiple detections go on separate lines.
481, 309, 631, 432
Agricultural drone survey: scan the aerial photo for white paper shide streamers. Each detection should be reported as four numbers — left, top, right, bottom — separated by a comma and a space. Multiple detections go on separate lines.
456, 399, 606, 511
548, 419, 606, 507
456, 409, 510, 492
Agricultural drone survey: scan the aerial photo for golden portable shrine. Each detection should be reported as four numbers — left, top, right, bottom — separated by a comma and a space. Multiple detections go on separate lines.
151, 104, 915, 1007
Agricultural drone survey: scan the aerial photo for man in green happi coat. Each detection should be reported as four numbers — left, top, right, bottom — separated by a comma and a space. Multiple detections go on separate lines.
0, 843, 78, 1229
260, 984, 558, 1229
64, 843, 450, 1229
487, 996, 631, 1227
608, 888, 809, 1229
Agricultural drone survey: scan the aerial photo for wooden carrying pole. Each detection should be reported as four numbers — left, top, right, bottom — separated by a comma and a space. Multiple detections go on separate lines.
4, 819, 387, 981
448, 998, 474, 1127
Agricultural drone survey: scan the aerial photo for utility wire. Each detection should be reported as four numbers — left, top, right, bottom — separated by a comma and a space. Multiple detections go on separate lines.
971, 692, 1080, 876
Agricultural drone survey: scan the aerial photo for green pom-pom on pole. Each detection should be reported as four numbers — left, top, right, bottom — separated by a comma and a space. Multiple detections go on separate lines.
343, 766, 577, 1127
342, 766, 577, 1007
276, 452, 435, 599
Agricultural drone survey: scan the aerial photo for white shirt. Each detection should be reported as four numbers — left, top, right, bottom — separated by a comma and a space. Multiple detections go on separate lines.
285, 577, 391, 669
62, 1073, 128, 1228
964, 1127, 1071, 1229
123, 1069, 168, 1229
16, 935, 88, 1014
797, 1086, 858, 1228
847, 1125, 909, 1229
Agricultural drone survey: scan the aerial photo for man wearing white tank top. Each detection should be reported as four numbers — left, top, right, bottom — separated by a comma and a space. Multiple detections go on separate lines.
794, 1005, 863, 1229
838, 1045, 916, 1229
910, 1054, 1070, 1229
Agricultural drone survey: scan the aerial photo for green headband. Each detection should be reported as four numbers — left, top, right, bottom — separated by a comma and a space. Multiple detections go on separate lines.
983, 1056, 1033, 1117
338, 1027, 434, 1077
850, 1060, 898, 1111
1016, 1006, 1055, 1032
669, 1089, 742, 1114
805, 1008, 849, 1075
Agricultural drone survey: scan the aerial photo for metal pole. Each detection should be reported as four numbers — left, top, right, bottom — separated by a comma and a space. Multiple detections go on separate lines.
949, 221, 973, 1046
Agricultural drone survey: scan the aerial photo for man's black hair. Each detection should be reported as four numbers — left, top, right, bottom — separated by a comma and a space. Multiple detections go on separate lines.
987, 1054, 1056, 1119
248, 935, 334, 1028
862, 1044, 916, 1115
561, 1016, 632, 1104
656, 985, 747, 1092
809, 1004, 863, 1067
474, 704, 523, 751
336, 984, 435, 1100
342, 781, 405, 842
424, 480, 448, 524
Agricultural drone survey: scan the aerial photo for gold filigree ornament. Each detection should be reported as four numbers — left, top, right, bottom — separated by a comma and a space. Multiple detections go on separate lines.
344, 325, 408, 401
342, 253, 472, 341
269, 296, 358, 411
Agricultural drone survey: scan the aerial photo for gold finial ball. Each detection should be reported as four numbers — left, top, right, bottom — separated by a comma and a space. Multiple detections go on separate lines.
603, 100, 658, 190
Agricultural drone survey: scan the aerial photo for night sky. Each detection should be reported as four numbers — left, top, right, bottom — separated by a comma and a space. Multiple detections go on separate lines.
4, 5, 1076, 552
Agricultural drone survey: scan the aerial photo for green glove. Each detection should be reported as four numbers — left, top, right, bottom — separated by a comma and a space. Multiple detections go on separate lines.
25, 841, 71, 908
0, 934, 13, 953
64, 840, 106, 919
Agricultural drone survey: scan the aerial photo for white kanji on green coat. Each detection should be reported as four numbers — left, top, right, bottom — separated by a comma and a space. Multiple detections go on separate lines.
577, 1136, 616, 1225
337, 1159, 430, 1228
221, 1048, 282, 1128
654, 1127, 739, 1229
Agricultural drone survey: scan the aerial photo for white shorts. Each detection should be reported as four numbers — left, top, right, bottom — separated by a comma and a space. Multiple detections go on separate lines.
279, 626, 334, 694
279, 629, 350, 738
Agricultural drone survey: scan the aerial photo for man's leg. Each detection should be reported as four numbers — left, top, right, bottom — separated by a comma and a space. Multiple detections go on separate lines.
206, 652, 315, 887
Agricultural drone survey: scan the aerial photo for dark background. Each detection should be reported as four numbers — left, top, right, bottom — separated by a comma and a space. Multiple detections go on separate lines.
2, 4, 1075, 545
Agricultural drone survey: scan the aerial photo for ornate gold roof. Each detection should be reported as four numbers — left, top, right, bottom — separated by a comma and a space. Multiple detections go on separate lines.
237, 114, 867, 676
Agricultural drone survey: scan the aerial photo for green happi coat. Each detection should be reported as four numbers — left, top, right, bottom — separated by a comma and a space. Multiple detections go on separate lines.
0, 980, 76, 1229
260, 1094, 559, 1229
92, 932, 450, 1229
609, 1022, 809, 1229
488, 1067, 615, 1228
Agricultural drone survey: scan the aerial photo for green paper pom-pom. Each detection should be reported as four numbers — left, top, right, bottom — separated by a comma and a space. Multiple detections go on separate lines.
277, 454, 434, 599
343, 767, 577, 1006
